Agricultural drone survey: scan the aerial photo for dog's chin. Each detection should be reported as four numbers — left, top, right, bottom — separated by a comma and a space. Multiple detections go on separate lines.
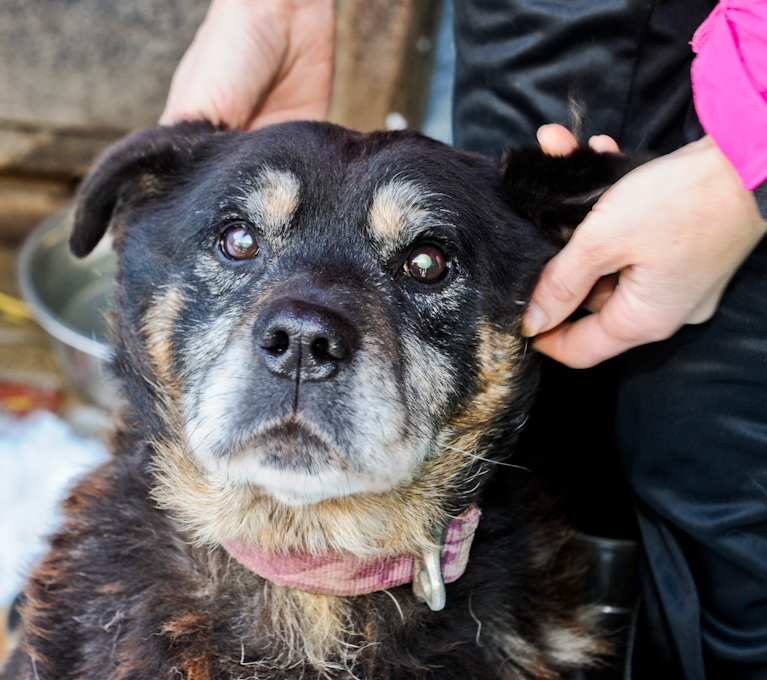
242, 465, 403, 507
196, 425, 417, 507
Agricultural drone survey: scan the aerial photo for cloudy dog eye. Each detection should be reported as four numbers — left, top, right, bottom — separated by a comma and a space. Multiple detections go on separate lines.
404, 244, 447, 283
220, 223, 259, 260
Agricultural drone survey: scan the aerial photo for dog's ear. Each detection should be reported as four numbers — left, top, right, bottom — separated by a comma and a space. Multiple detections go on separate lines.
501, 146, 646, 244
70, 121, 219, 257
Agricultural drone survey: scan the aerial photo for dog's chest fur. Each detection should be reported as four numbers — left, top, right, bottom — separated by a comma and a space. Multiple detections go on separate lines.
4, 122, 639, 680
12, 454, 596, 680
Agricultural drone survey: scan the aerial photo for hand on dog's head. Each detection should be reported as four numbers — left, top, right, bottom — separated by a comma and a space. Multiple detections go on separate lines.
67, 121, 637, 552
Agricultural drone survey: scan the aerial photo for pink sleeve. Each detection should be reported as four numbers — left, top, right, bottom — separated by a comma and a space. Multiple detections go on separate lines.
691, 0, 767, 190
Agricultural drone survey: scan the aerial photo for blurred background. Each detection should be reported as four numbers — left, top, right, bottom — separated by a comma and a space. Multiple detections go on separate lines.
0, 0, 455, 658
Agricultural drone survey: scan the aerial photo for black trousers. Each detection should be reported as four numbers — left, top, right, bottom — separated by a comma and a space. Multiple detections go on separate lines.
452, 1, 767, 677
619, 224, 767, 680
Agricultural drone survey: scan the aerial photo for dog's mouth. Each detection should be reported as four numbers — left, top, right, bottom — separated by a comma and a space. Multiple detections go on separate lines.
247, 418, 340, 472
200, 415, 418, 506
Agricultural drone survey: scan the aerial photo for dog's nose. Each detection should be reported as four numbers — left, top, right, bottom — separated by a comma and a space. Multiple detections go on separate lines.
254, 299, 358, 381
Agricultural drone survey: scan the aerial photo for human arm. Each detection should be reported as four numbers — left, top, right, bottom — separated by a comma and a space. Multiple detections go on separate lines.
160, 0, 335, 130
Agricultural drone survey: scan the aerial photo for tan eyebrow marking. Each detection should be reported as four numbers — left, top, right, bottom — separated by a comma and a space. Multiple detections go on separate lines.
368, 179, 431, 246
244, 168, 301, 235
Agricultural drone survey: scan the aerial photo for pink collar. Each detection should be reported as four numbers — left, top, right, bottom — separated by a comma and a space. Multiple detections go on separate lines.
222, 506, 481, 600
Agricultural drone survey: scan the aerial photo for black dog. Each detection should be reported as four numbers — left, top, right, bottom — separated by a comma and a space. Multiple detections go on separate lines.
3, 122, 638, 680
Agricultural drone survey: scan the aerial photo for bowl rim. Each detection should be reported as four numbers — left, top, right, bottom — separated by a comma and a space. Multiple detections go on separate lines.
17, 208, 113, 361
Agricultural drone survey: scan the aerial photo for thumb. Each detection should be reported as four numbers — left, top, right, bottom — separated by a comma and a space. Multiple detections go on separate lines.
522, 230, 615, 337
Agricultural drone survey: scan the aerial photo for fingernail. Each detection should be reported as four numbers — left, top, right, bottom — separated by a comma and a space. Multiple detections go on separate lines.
522, 302, 548, 337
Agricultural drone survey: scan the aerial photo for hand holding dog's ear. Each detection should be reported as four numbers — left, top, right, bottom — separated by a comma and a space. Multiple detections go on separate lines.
523, 127, 767, 369
160, 0, 334, 131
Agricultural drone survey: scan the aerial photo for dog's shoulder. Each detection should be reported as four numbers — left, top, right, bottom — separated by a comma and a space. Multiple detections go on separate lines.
14, 447, 222, 679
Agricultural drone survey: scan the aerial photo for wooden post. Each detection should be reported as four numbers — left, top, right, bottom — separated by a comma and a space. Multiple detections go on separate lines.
329, 0, 440, 132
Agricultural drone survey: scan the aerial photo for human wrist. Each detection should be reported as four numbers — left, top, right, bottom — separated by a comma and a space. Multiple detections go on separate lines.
671, 135, 767, 249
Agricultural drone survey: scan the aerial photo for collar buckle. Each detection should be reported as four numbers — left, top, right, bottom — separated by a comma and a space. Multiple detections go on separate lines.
412, 526, 446, 611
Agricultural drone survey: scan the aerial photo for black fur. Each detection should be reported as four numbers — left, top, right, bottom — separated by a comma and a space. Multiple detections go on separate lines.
3, 122, 641, 680
502, 146, 645, 243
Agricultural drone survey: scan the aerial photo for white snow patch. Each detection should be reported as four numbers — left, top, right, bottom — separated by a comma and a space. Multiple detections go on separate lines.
0, 410, 108, 605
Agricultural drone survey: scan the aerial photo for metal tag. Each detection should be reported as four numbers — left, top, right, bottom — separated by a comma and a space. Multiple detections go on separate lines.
412, 526, 446, 611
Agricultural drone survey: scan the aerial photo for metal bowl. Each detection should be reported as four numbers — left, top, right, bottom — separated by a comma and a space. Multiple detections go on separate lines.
17, 208, 118, 410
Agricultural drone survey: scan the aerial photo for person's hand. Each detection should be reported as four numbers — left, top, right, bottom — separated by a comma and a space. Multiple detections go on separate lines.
160, 0, 334, 130
522, 124, 767, 368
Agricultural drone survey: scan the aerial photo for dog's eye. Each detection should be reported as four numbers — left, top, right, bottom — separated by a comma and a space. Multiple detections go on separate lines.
221, 224, 259, 260
404, 245, 447, 283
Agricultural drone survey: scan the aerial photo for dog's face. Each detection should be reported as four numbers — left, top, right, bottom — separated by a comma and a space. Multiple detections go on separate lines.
175, 161, 498, 506
71, 122, 634, 549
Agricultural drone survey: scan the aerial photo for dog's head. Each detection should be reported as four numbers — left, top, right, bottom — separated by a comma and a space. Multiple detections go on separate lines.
71, 121, 635, 554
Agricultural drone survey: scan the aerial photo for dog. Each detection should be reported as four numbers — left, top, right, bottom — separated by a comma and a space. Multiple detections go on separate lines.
2, 121, 638, 680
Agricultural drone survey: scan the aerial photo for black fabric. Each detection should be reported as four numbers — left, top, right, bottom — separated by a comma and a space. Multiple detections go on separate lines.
755, 181, 767, 221
452, 1, 767, 678
618, 230, 767, 679
454, 0, 713, 157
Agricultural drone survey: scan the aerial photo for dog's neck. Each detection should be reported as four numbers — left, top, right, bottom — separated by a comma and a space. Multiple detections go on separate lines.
221, 506, 481, 604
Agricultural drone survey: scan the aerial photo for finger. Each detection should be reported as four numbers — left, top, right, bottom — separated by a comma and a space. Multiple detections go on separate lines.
581, 273, 618, 313
588, 135, 620, 154
530, 314, 633, 368
531, 284, 679, 367
537, 124, 579, 156
247, 0, 334, 129
522, 233, 616, 337
160, 1, 291, 130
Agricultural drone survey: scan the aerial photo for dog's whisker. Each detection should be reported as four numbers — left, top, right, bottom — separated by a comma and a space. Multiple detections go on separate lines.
381, 588, 405, 624
514, 414, 530, 431
443, 444, 531, 472
468, 593, 483, 646
465, 478, 485, 496
341, 656, 364, 680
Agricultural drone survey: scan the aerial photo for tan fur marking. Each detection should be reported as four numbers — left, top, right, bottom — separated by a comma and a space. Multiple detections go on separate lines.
161, 612, 207, 640
245, 168, 300, 234
451, 326, 526, 432
151, 436, 470, 558
141, 284, 185, 405
159, 612, 214, 680
543, 619, 606, 667
487, 617, 605, 678
368, 180, 430, 245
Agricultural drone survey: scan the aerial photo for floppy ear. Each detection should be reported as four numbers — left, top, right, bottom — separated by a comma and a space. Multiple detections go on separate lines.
502, 146, 647, 244
70, 121, 219, 257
